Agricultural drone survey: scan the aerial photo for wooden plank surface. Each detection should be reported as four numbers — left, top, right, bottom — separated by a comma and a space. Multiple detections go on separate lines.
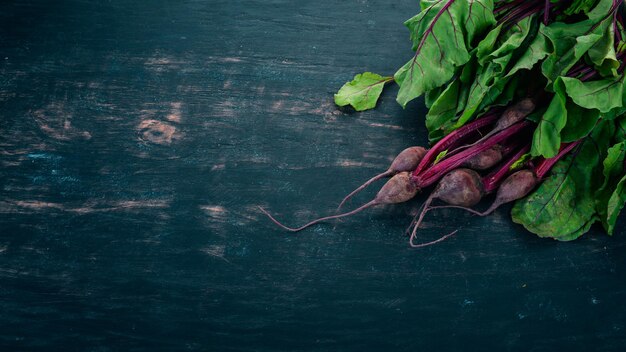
1, 0, 626, 350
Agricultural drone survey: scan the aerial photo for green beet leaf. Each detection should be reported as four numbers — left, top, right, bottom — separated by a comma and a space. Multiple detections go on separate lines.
561, 75, 625, 113
541, 19, 604, 87
488, 73, 518, 108
454, 61, 510, 128
531, 78, 568, 158
586, 0, 616, 21
616, 115, 626, 142
597, 141, 626, 234
563, 217, 599, 241
453, 16, 535, 127
560, 101, 599, 142
460, 0, 497, 47
425, 77, 470, 140
600, 142, 625, 192
459, 54, 479, 84
425, 84, 446, 109
475, 24, 503, 65
480, 16, 535, 71
334, 72, 393, 111
541, 0, 616, 84
394, 0, 495, 107
587, 22, 620, 77
506, 24, 550, 78
563, 0, 600, 16
605, 176, 626, 235
512, 121, 612, 240
601, 77, 626, 120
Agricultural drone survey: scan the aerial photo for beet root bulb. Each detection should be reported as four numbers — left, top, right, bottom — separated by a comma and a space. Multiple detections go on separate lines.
409, 168, 484, 248
337, 146, 426, 211
430, 169, 538, 217
461, 145, 503, 170
433, 168, 484, 207
389, 146, 428, 173
484, 169, 537, 214
374, 171, 420, 204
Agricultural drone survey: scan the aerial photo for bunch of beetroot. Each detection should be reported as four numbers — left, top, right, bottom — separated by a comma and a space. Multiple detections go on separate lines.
262, 0, 626, 244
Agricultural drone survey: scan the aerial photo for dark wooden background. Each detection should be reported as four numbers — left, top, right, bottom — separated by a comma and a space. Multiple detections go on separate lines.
2, 0, 626, 350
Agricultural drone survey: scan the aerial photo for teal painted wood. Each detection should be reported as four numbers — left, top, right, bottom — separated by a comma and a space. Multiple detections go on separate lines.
1, 1, 625, 350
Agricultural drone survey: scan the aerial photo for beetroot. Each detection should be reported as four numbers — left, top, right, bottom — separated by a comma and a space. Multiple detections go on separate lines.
432, 168, 484, 207
430, 169, 538, 216
412, 111, 500, 176
461, 145, 503, 170
412, 121, 532, 188
483, 169, 537, 214
260, 105, 576, 247
409, 169, 484, 248
493, 98, 536, 132
337, 146, 427, 211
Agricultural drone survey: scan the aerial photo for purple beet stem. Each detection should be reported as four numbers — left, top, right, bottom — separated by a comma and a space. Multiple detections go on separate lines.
482, 144, 531, 193
534, 141, 580, 180
413, 111, 500, 176
413, 121, 532, 188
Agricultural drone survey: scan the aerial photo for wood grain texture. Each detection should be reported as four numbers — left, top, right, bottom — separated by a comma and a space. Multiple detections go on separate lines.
1, 0, 626, 350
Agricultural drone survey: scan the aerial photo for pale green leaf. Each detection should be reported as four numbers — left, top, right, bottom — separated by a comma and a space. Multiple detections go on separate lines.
334, 72, 393, 111
433, 150, 448, 164
509, 153, 531, 171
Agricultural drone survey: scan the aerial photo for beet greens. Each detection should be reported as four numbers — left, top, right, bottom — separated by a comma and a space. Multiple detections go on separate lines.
262, 0, 626, 244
